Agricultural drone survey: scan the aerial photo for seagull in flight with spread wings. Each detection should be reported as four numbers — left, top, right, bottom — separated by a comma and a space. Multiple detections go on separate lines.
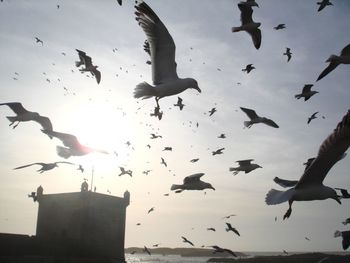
316, 43, 350, 81
240, 107, 279, 128
133, 2, 201, 109
317, 0, 333, 12
0, 102, 53, 136
232, 2, 261, 49
229, 159, 262, 175
41, 130, 108, 159
14, 161, 74, 173
295, 84, 318, 101
266, 110, 350, 220
181, 236, 194, 246
75, 49, 101, 84
171, 173, 215, 191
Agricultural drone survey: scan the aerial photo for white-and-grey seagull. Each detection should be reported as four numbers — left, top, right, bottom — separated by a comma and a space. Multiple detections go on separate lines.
317, 0, 333, 12
274, 24, 285, 30
232, 2, 261, 49
133, 2, 201, 108
266, 110, 350, 220
229, 159, 262, 175
75, 49, 101, 84
316, 43, 350, 81
295, 84, 318, 101
171, 173, 215, 191
240, 107, 279, 128
283, 47, 292, 62
14, 161, 74, 173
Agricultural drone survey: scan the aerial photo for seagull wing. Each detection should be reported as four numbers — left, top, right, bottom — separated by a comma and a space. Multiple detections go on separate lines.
302, 84, 313, 93
76, 49, 87, 65
340, 43, 350, 56
14, 163, 44, 170
92, 68, 101, 84
135, 2, 178, 85
236, 159, 253, 166
55, 161, 75, 165
273, 177, 298, 188
262, 118, 279, 128
33, 115, 53, 131
238, 3, 253, 25
41, 130, 80, 148
316, 61, 338, 81
0, 102, 29, 115
249, 28, 261, 50
240, 107, 259, 120
184, 173, 205, 184
296, 110, 350, 188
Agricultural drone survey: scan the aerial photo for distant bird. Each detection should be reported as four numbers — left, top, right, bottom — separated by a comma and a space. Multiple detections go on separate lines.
225, 223, 240, 236
222, 214, 236, 219
190, 158, 199, 163
242, 64, 255, 73
316, 43, 350, 81
212, 148, 225, 155
334, 230, 350, 250
239, 0, 259, 8
160, 157, 167, 167
150, 133, 162, 139
171, 173, 215, 191
317, 0, 333, 12
335, 188, 350, 199
14, 161, 74, 173
134, 2, 201, 109
163, 147, 172, 151
307, 112, 319, 124
266, 110, 350, 220
77, 165, 84, 173
0, 102, 53, 134
28, 192, 37, 202
210, 245, 237, 257
232, 2, 261, 49
152, 243, 161, 247
147, 207, 155, 214
207, 228, 216, 232
143, 170, 152, 175
305, 237, 311, 241
41, 130, 108, 159
150, 105, 163, 120
118, 167, 132, 177
35, 37, 43, 46
229, 159, 262, 175
181, 236, 194, 246
218, 134, 226, 139
174, 97, 185, 110
274, 24, 286, 30
342, 218, 350, 225
283, 48, 292, 62
240, 107, 279, 128
75, 49, 101, 84
209, 107, 217, 116
295, 84, 318, 101
143, 246, 151, 255
283, 250, 288, 255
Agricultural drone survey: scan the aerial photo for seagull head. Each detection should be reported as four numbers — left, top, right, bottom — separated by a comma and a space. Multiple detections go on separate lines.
325, 55, 338, 63
186, 78, 201, 93
206, 183, 215, 191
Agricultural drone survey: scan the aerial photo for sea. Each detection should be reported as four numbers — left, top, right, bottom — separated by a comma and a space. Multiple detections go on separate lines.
125, 254, 214, 263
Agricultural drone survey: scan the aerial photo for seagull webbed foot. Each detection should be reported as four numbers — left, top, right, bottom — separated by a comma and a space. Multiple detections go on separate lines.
283, 207, 292, 220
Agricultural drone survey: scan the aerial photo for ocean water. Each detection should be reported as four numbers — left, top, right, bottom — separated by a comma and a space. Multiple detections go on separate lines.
125, 254, 213, 263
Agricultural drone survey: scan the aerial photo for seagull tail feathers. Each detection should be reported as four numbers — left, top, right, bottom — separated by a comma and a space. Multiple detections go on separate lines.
56, 146, 71, 159
171, 184, 183, 191
134, 82, 156, 99
232, 26, 242, 32
294, 94, 302, 99
244, 121, 252, 128
6, 116, 17, 123
265, 188, 294, 205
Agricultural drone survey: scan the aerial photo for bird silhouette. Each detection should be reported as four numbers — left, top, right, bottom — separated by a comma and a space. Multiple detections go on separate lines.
14, 161, 74, 173
225, 223, 240, 236
75, 49, 101, 84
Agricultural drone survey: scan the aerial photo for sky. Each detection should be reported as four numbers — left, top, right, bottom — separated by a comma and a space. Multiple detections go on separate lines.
0, 0, 350, 253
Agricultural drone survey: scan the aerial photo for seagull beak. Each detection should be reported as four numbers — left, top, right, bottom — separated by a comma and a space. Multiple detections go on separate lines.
210, 186, 215, 191
193, 85, 201, 93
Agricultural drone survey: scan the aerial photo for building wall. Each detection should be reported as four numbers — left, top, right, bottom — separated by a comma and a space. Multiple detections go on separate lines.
36, 191, 128, 260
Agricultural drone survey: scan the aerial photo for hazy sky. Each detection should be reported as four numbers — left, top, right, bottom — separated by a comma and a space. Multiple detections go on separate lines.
0, 0, 350, 253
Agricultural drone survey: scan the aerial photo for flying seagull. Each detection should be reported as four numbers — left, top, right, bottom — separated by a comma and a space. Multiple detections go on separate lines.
143, 246, 151, 255
225, 223, 240, 236
283, 47, 292, 62
41, 130, 108, 159
147, 207, 155, 214
75, 49, 101, 84
240, 107, 279, 128
317, 0, 333, 12
242, 64, 255, 73
181, 236, 194, 246
307, 112, 319, 124
209, 245, 237, 257
207, 228, 216, 232
212, 148, 225, 155
232, 2, 261, 49
334, 230, 350, 250
14, 161, 74, 173
295, 84, 318, 101
222, 214, 236, 219
218, 133, 226, 139
35, 37, 43, 46
209, 107, 217, 116
274, 24, 285, 30
265, 110, 350, 220
133, 2, 201, 109
173, 97, 185, 110
229, 159, 262, 175
316, 43, 350, 81
190, 158, 199, 163
0, 102, 53, 135
171, 173, 215, 191
160, 157, 167, 167
118, 167, 132, 177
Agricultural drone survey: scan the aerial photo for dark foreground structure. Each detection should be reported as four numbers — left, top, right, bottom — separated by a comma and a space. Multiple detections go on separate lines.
0, 182, 130, 263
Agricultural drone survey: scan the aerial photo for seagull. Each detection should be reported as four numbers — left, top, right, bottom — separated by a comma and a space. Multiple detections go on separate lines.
283, 47, 292, 62
160, 157, 167, 167
0, 102, 53, 134
242, 64, 255, 73
265, 110, 350, 220
147, 207, 155, 214
143, 246, 151, 255
77, 164, 84, 173
316, 43, 350, 81
41, 130, 108, 159
229, 159, 262, 175
173, 97, 185, 110
212, 148, 225, 155
142, 170, 152, 175
232, 2, 261, 49
222, 214, 237, 219
342, 218, 350, 225
150, 133, 162, 139
207, 228, 216, 232
163, 147, 172, 151
295, 84, 319, 101
317, 0, 333, 12
190, 158, 199, 163
118, 167, 132, 177
171, 173, 215, 191
208, 107, 217, 116
152, 243, 161, 247
75, 49, 101, 84
274, 24, 285, 30
240, 107, 279, 128
218, 134, 226, 139
225, 223, 240, 236
308, 112, 319, 124
14, 161, 74, 173
133, 2, 201, 109
209, 245, 237, 257
181, 236, 194, 246
334, 230, 350, 250
305, 237, 311, 241
35, 37, 43, 46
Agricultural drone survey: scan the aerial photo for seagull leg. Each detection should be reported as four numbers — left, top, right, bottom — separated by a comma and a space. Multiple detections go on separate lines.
283, 200, 293, 220
12, 122, 20, 129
